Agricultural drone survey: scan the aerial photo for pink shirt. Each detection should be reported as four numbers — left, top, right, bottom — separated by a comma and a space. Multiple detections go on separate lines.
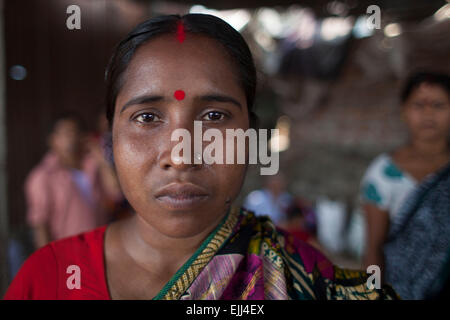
25, 152, 113, 240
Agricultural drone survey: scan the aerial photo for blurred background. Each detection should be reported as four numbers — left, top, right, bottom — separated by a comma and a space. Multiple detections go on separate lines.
0, 0, 449, 297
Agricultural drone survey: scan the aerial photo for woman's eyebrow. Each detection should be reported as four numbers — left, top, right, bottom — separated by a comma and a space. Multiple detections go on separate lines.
120, 95, 164, 113
120, 93, 243, 113
198, 94, 242, 109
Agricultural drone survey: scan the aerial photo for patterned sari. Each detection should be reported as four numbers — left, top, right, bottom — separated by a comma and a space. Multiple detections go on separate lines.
384, 161, 450, 299
153, 207, 398, 300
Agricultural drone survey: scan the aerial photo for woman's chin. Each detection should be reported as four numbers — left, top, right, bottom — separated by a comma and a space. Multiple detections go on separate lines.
158, 218, 219, 239
143, 204, 225, 239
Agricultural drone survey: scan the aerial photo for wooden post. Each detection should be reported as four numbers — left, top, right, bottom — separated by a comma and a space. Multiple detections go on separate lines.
0, 0, 10, 297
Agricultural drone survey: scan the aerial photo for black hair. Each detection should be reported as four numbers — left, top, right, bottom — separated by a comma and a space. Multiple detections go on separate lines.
105, 14, 257, 128
401, 71, 450, 103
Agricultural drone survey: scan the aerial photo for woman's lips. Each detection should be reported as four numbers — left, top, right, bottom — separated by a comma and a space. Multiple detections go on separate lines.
154, 183, 210, 210
420, 122, 437, 130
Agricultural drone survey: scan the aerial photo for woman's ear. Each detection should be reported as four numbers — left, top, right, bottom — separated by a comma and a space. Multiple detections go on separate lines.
104, 132, 115, 167
400, 103, 408, 123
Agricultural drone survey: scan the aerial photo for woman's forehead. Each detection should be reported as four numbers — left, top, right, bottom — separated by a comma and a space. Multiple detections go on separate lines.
128, 34, 236, 82
118, 34, 245, 102
411, 83, 449, 100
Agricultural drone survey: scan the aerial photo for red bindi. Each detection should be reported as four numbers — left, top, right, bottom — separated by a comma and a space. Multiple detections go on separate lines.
174, 90, 185, 101
176, 21, 185, 43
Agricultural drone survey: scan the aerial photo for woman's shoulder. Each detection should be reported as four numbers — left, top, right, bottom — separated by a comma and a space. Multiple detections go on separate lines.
4, 226, 109, 300
274, 227, 399, 299
49, 225, 107, 258
3, 242, 58, 300
275, 227, 335, 279
241, 211, 334, 278
365, 153, 392, 174
362, 151, 408, 184
242, 212, 399, 300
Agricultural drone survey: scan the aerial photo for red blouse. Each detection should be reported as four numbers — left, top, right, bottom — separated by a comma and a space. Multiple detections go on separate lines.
4, 226, 111, 300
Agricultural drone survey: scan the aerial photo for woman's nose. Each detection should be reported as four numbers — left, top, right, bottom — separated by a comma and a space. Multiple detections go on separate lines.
157, 119, 200, 171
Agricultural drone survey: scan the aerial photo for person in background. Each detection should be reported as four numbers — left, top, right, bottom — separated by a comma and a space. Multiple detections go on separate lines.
360, 71, 450, 299
25, 113, 122, 249
243, 174, 293, 225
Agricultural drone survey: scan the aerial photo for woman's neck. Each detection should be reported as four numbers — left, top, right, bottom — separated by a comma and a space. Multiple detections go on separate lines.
408, 137, 449, 160
121, 212, 225, 276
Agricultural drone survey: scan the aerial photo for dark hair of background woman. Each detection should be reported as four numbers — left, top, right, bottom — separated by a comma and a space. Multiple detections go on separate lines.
401, 71, 450, 103
105, 14, 257, 129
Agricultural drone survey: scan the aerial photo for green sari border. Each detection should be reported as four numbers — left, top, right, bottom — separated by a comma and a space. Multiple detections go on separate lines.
152, 207, 240, 300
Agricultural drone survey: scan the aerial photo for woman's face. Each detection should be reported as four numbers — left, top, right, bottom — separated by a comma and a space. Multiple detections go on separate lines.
50, 119, 83, 158
112, 34, 249, 238
403, 83, 450, 142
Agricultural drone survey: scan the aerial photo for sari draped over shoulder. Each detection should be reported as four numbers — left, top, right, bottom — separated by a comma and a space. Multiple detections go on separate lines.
154, 207, 398, 300
384, 161, 450, 300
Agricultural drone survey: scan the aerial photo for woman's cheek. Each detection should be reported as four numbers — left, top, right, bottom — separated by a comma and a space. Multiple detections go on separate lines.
439, 108, 450, 126
113, 130, 153, 187
405, 110, 421, 130
218, 163, 246, 201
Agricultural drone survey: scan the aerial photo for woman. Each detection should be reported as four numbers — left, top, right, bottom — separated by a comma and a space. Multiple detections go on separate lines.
361, 72, 450, 299
5, 14, 397, 300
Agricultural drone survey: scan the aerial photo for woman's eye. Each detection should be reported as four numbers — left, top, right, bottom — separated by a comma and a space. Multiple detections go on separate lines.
135, 113, 159, 123
202, 111, 226, 121
432, 102, 445, 109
